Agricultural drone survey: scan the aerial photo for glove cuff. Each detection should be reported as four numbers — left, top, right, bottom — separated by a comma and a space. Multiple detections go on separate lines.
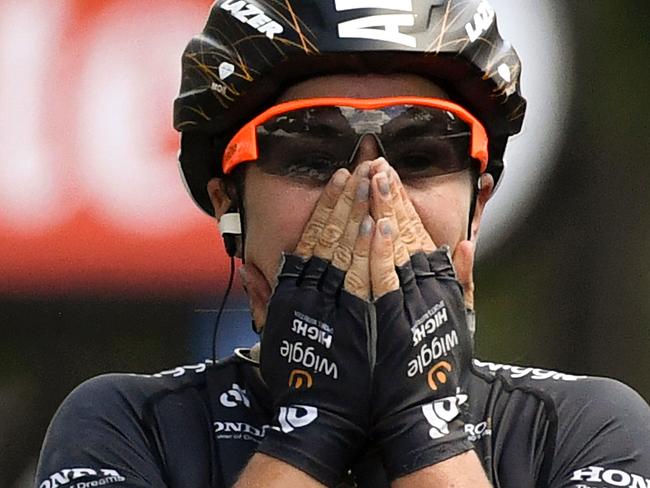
374, 404, 472, 481
258, 408, 365, 487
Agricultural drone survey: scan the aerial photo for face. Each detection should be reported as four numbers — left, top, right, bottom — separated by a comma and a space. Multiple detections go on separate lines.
210, 74, 492, 292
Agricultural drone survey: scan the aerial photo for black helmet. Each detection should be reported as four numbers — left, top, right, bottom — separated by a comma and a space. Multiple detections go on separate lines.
174, 0, 526, 215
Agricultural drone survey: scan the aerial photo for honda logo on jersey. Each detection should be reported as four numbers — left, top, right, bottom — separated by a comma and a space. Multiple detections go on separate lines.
277, 405, 318, 433
335, 0, 417, 48
570, 466, 650, 488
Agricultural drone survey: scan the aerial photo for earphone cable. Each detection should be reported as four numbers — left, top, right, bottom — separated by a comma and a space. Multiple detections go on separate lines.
212, 256, 236, 363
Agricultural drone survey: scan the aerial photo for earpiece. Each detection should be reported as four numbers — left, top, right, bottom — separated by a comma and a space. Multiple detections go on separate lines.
218, 207, 242, 257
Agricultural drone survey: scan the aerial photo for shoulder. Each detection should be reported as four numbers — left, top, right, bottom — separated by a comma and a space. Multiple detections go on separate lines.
36, 356, 250, 488
56, 359, 217, 414
48, 355, 254, 436
545, 377, 650, 485
471, 359, 650, 486
73, 352, 252, 398
472, 358, 650, 418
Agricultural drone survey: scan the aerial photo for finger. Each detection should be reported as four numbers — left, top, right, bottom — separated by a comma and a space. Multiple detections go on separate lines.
332, 177, 370, 271
294, 169, 350, 258
314, 163, 369, 261
239, 263, 272, 331
388, 168, 420, 255
344, 215, 373, 300
371, 171, 409, 267
398, 184, 436, 253
368, 157, 391, 178
372, 159, 435, 253
371, 160, 432, 253
369, 157, 435, 252
452, 240, 475, 310
370, 218, 400, 299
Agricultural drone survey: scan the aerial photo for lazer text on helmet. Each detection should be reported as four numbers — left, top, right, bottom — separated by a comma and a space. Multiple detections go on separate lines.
335, 0, 417, 48
465, 0, 495, 43
220, 0, 284, 39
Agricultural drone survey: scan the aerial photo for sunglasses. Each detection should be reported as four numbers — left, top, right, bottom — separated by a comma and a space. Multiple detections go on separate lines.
223, 97, 488, 184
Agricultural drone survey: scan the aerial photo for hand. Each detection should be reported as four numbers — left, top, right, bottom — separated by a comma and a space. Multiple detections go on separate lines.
366, 162, 474, 481
239, 159, 477, 327
257, 164, 374, 487
367, 158, 476, 310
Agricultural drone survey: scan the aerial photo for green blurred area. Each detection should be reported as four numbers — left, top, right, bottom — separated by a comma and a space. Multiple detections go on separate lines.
475, 1, 650, 394
1, 1, 649, 486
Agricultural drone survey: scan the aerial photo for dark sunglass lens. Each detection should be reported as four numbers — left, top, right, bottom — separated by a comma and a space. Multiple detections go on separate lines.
385, 133, 472, 179
255, 108, 357, 183
381, 106, 473, 179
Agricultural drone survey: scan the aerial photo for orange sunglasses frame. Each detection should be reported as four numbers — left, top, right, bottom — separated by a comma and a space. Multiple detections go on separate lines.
222, 97, 489, 174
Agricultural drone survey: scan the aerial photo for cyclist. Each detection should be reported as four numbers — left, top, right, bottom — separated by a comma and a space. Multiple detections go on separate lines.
36, 1, 650, 487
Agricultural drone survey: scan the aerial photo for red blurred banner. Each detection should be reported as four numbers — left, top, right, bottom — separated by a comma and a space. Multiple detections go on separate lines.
0, 0, 229, 295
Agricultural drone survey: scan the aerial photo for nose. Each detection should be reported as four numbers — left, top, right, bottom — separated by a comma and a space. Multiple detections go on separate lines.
349, 133, 386, 168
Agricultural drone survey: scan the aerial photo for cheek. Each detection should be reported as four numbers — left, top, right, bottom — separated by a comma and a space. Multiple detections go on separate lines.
243, 173, 321, 283
406, 178, 472, 246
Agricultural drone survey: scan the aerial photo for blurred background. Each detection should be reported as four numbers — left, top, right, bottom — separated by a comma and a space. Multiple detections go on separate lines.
1, 0, 648, 486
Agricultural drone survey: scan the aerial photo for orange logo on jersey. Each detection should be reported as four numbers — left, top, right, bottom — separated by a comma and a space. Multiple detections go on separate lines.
427, 361, 452, 391
288, 369, 313, 390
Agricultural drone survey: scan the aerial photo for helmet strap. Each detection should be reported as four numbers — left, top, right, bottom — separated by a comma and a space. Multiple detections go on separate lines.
467, 170, 481, 240
232, 174, 247, 263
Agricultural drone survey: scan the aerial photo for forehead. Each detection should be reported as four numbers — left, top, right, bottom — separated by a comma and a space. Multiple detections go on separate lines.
277, 74, 450, 102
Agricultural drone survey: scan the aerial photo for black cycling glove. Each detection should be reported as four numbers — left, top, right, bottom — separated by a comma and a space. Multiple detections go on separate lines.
371, 247, 474, 480
258, 254, 372, 487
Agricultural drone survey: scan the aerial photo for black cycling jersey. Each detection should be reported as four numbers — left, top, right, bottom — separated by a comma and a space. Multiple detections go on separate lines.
35, 348, 650, 488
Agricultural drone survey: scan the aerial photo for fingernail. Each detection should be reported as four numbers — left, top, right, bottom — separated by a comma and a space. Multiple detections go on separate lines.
356, 179, 369, 201
332, 169, 349, 189
377, 173, 390, 196
360, 215, 373, 235
379, 219, 392, 236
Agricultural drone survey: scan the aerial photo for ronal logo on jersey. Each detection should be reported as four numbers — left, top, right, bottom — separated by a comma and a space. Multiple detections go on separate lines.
278, 404, 318, 433
422, 390, 468, 439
